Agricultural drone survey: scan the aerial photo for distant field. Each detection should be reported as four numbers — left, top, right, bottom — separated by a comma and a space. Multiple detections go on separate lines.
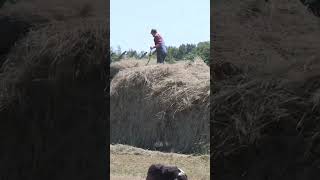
110, 175, 144, 180
110, 144, 210, 180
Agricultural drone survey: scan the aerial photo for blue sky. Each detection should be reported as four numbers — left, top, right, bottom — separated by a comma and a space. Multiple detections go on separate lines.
110, 0, 210, 52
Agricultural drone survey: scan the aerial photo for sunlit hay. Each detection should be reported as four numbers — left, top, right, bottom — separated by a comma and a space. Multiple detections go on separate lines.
110, 61, 209, 154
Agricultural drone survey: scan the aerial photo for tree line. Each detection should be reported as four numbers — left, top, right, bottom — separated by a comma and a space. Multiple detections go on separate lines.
111, 41, 210, 64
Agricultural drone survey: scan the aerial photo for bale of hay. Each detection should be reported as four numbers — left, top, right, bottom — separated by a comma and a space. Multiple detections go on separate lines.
110, 60, 210, 154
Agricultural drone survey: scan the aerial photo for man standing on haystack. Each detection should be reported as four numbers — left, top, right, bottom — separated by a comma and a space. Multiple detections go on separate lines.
150, 29, 167, 64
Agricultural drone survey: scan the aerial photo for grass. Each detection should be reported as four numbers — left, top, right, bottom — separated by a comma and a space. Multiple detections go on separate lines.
110, 175, 144, 180
110, 144, 210, 180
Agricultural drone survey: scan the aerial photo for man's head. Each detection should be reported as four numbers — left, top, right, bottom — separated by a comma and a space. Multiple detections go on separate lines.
151, 29, 157, 37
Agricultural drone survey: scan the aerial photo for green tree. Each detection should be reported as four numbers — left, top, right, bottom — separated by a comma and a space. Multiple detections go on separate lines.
196, 41, 210, 64
166, 46, 176, 61
183, 52, 196, 61
186, 44, 196, 54
177, 44, 187, 59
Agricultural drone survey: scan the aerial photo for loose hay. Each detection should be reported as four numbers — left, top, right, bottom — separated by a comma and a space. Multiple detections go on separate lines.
211, 74, 320, 179
110, 60, 210, 154
110, 59, 145, 79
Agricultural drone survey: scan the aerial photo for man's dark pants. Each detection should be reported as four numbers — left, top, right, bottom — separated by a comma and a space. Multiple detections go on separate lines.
156, 49, 167, 64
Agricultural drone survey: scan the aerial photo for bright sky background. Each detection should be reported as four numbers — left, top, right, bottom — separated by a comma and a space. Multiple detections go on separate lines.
110, 0, 210, 52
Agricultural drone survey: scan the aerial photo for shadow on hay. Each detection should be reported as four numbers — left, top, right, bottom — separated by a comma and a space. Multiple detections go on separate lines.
0, 16, 32, 68
0, 19, 108, 179
212, 75, 320, 180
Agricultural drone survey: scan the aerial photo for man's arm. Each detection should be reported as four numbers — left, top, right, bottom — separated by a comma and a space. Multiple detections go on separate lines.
153, 44, 161, 48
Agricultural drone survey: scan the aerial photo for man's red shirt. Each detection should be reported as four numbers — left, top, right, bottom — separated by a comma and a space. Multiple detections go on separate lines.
153, 33, 164, 48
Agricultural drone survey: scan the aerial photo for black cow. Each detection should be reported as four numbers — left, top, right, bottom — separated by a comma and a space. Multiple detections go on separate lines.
146, 164, 188, 180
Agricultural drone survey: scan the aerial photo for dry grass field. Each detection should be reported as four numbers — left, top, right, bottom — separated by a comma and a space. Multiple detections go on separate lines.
110, 144, 210, 180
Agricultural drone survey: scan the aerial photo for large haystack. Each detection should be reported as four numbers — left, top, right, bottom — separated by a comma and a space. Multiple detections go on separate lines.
110, 60, 209, 154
